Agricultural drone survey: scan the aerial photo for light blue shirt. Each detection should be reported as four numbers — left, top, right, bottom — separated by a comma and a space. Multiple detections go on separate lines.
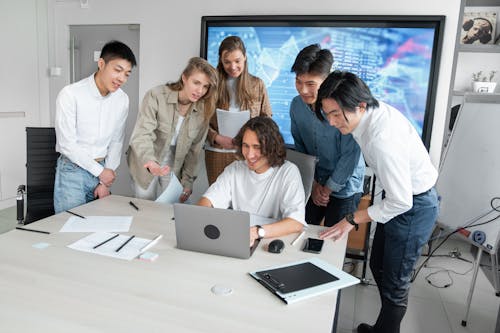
289, 95, 365, 198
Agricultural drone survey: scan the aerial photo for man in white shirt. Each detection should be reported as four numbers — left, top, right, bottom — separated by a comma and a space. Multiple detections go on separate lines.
54, 40, 137, 213
316, 71, 439, 333
198, 116, 305, 245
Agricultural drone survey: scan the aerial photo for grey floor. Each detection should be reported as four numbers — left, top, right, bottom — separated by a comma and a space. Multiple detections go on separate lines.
338, 237, 500, 333
1, 207, 498, 332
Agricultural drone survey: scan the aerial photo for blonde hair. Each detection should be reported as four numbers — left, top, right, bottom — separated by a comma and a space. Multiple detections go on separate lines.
167, 57, 218, 123
216, 36, 255, 110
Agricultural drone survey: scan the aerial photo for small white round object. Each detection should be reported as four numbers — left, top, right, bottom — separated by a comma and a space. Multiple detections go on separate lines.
211, 284, 233, 295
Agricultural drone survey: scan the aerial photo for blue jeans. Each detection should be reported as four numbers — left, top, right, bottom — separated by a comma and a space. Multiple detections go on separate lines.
53, 155, 103, 213
369, 188, 439, 332
306, 192, 362, 227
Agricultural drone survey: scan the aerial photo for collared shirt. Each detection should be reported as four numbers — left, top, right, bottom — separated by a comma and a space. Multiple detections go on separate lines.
55, 73, 129, 177
290, 96, 365, 198
352, 101, 438, 223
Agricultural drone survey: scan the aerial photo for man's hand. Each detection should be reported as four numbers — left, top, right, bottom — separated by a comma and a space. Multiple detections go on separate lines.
99, 168, 116, 187
144, 161, 170, 177
179, 188, 192, 203
249, 226, 259, 247
312, 181, 330, 206
319, 219, 354, 241
94, 183, 111, 199
215, 134, 235, 150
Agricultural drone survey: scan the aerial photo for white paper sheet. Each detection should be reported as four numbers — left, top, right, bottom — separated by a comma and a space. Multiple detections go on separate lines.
155, 172, 183, 204
216, 109, 250, 138
60, 216, 132, 233
67, 232, 151, 261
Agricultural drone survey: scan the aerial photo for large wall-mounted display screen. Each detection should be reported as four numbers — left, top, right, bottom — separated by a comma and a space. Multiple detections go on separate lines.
201, 16, 444, 148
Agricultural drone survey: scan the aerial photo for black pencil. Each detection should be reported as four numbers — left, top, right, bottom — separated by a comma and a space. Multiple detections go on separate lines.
115, 235, 135, 252
16, 227, 50, 234
66, 210, 86, 219
129, 201, 139, 211
93, 234, 119, 249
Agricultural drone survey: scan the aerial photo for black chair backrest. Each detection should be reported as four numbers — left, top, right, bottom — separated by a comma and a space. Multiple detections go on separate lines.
25, 127, 59, 224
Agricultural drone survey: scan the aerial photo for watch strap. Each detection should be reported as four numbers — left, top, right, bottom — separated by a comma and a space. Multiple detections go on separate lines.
345, 213, 359, 231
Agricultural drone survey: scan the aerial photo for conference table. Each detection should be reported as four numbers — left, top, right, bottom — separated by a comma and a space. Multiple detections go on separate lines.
0, 195, 350, 332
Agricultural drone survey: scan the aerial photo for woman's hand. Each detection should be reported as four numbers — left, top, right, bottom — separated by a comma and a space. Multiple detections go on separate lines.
179, 188, 192, 203
144, 161, 170, 177
215, 134, 235, 150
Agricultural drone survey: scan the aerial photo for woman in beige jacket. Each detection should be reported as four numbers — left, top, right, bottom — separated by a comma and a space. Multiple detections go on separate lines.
204, 36, 272, 185
127, 57, 217, 201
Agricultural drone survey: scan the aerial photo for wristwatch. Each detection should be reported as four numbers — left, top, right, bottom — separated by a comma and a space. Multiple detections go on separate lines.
256, 225, 266, 239
345, 213, 359, 231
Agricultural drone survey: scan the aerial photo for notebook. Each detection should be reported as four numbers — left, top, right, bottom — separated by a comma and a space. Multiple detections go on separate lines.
173, 203, 260, 259
249, 257, 360, 304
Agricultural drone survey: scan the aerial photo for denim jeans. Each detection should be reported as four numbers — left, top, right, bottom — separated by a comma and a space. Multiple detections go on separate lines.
53, 155, 103, 213
370, 188, 439, 307
306, 192, 362, 227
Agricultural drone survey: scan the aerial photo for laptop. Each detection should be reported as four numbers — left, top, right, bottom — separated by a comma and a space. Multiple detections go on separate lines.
173, 203, 260, 259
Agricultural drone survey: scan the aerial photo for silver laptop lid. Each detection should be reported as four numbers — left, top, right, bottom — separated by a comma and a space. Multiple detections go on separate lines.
174, 203, 257, 259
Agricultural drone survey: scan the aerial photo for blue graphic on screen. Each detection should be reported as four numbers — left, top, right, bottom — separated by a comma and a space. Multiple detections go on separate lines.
206, 26, 435, 145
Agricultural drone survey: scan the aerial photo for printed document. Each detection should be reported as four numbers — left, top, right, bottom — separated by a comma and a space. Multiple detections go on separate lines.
68, 232, 151, 261
155, 172, 183, 204
216, 109, 250, 138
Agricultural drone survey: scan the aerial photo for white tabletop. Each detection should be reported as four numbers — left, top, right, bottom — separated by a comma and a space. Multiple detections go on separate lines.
0, 195, 348, 333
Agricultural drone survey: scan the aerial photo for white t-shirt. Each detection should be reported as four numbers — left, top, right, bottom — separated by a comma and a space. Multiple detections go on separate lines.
203, 160, 306, 226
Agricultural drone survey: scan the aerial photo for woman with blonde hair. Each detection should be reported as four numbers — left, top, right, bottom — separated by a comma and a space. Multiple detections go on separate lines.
127, 57, 217, 202
205, 36, 272, 185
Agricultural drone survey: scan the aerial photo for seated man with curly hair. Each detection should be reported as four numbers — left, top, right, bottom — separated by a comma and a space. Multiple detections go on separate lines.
198, 116, 306, 245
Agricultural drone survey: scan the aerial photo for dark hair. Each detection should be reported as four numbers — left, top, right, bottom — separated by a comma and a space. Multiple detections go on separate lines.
167, 57, 218, 123
291, 44, 333, 77
234, 116, 286, 167
100, 40, 137, 67
315, 71, 379, 120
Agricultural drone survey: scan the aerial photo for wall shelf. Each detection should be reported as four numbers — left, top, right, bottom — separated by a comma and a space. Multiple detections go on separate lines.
459, 44, 500, 53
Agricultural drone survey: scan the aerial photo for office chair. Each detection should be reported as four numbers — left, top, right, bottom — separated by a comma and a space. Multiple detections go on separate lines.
285, 149, 317, 202
17, 127, 59, 224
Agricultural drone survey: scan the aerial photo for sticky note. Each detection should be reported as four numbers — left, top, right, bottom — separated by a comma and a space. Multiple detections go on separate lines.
139, 251, 159, 261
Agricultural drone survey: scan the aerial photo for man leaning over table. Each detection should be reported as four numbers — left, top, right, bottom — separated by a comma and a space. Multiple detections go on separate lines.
54, 40, 137, 213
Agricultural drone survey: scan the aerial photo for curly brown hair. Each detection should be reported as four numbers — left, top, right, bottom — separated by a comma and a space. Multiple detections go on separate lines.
234, 116, 286, 167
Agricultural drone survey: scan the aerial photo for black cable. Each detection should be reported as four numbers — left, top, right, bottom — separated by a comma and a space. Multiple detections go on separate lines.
411, 196, 500, 282
424, 264, 474, 289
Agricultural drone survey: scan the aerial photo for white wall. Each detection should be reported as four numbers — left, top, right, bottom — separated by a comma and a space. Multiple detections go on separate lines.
0, 0, 49, 209
0, 0, 462, 208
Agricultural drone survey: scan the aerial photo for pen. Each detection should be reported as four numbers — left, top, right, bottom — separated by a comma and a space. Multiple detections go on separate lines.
93, 233, 119, 249
291, 230, 306, 246
16, 227, 50, 235
129, 201, 139, 211
66, 210, 86, 219
115, 235, 135, 252
139, 234, 163, 253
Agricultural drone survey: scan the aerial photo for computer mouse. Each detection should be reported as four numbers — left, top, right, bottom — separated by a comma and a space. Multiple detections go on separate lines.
268, 239, 285, 253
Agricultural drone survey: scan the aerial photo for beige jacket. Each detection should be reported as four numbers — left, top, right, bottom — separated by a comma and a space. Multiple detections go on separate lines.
207, 75, 271, 146
127, 85, 209, 190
